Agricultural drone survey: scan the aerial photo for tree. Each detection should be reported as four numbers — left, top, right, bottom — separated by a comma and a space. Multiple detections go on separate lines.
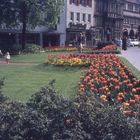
0, 0, 64, 50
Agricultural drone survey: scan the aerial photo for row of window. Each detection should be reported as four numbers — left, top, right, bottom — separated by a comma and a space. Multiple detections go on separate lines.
95, 17, 122, 28
124, 2, 140, 13
69, 0, 92, 7
108, 3, 123, 15
124, 17, 140, 25
70, 12, 91, 23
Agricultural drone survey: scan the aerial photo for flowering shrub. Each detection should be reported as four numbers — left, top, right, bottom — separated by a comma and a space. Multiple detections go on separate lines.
79, 54, 140, 115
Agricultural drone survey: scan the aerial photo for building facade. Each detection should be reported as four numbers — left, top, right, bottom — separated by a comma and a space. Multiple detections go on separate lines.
57, 0, 95, 46
123, 0, 140, 39
0, 0, 140, 50
94, 0, 124, 41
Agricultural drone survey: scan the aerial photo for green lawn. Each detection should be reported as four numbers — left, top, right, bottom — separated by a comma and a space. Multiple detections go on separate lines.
120, 57, 140, 80
0, 52, 85, 102
0, 53, 139, 103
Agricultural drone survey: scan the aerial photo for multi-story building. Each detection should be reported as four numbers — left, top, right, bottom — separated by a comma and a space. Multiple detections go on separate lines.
123, 0, 140, 39
94, 0, 124, 41
58, 0, 95, 46
0, 0, 140, 49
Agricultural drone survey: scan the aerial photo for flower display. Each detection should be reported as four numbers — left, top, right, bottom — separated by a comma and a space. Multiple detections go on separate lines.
78, 54, 140, 115
44, 44, 120, 54
47, 54, 98, 66
45, 46, 78, 52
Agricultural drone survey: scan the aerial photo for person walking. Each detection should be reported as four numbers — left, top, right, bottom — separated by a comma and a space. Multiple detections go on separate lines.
78, 32, 83, 53
5, 52, 11, 64
78, 32, 86, 53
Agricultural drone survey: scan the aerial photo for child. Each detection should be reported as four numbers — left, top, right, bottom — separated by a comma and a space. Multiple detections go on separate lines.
0, 50, 3, 57
5, 52, 11, 64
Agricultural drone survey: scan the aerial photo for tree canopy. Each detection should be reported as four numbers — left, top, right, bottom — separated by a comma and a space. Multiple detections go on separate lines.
0, 0, 64, 49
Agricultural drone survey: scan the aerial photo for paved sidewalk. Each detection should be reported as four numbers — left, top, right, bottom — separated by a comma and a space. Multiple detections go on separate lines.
120, 47, 140, 71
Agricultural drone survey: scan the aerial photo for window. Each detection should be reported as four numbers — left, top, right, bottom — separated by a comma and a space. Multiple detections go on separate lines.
77, 13, 80, 21
128, 3, 133, 11
88, 14, 91, 22
70, 12, 74, 21
82, 13, 86, 22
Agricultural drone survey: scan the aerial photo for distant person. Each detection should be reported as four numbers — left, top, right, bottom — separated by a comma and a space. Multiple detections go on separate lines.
0, 50, 3, 57
122, 36, 127, 50
82, 32, 86, 48
78, 32, 83, 53
78, 32, 86, 53
5, 52, 11, 64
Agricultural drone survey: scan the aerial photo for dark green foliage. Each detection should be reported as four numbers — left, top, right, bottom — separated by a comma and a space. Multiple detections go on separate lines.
28, 83, 140, 140
23, 44, 40, 53
0, 80, 140, 139
0, 0, 64, 49
0, 78, 7, 103
27, 82, 90, 139
0, 101, 49, 140
12, 44, 22, 55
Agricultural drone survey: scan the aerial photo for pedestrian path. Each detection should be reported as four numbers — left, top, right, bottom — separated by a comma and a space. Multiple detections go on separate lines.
0, 60, 39, 66
120, 46, 140, 71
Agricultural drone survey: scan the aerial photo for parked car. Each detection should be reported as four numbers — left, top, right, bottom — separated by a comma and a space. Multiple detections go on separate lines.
127, 39, 140, 47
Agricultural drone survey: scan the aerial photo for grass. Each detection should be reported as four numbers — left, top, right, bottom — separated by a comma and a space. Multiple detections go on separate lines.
0, 52, 86, 103
11, 52, 71, 63
0, 52, 139, 103
120, 57, 140, 80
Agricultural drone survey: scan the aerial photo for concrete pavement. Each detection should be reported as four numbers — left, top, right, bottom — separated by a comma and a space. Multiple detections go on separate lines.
120, 46, 140, 71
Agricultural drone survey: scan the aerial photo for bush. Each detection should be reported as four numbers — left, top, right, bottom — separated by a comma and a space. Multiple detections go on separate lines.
27, 82, 89, 139
0, 78, 7, 103
0, 101, 49, 140
28, 84, 140, 140
23, 44, 41, 53
11, 44, 22, 55
0, 81, 139, 140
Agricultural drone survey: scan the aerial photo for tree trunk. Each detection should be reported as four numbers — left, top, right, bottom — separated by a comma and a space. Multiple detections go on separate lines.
21, 3, 27, 50
22, 20, 26, 50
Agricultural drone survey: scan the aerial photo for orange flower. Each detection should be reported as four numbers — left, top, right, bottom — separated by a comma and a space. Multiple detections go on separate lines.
123, 102, 130, 107
100, 95, 107, 102
118, 92, 125, 98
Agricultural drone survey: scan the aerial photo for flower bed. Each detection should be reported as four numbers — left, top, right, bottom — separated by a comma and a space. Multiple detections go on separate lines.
44, 46, 78, 52
44, 45, 120, 54
47, 54, 98, 66
85, 44, 120, 54
79, 54, 140, 115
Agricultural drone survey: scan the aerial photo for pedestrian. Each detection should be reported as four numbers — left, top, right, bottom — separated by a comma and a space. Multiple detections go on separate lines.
122, 36, 127, 50
78, 32, 83, 53
5, 52, 11, 64
0, 50, 3, 57
78, 32, 86, 53
82, 32, 86, 48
